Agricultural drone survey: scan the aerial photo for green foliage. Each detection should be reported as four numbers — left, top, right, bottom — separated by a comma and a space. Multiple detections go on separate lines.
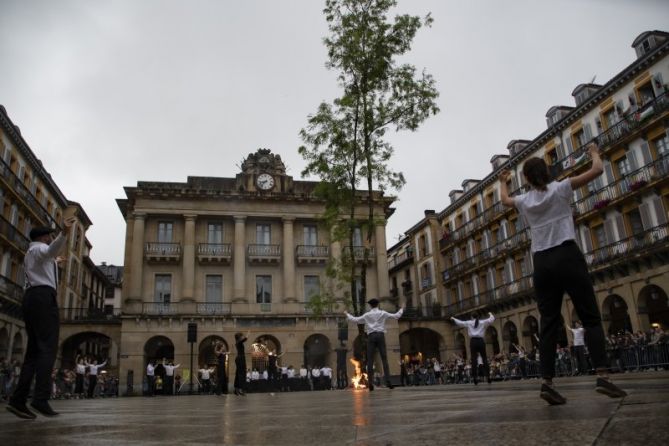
300, 0, 440, 316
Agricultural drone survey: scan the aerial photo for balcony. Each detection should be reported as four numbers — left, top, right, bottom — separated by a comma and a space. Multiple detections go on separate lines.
401, 280, 413, 296
247, 244, 281, 264
420, 277, 434, 290
584, 223, 669, 272
573, 155, 669, 219
342, 246, 376, 264
440, 202, 506, 252
196, 302, 232, 315
145, 242, 181, 263
441, 228, 530, 284
60, 307, 121, 323
0, 214, 29, 251
388, 250, 414, 272
0, 275, 23, 319
401, 304, 443, 320
197, 243, 232, 264
443, 274, 534, 317
296, 245, 329, 264
0, 159, 57, 227
550, 92, 669, 179
142, 302, 179, 316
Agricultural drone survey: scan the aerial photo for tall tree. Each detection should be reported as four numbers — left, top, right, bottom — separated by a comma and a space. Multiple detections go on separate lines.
299, 0, 439, 329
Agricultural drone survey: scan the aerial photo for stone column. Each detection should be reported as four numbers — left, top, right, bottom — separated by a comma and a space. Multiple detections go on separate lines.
375, 221, 390, 299
233, 216, 247, 302
282, 217, 296, 302
182, 215, 196, 302
130, 213, 146, 301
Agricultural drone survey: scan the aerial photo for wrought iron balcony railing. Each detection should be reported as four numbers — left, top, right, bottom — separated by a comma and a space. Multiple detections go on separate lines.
145, 242, 182, 256
60, 307, 121, 323
247, 244, 281, 257
444, 274, 534, 317
583, 223, 668, 268
0, 214, 29, 251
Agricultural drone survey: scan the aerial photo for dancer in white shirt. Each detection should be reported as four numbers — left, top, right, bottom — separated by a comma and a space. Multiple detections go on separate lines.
199, 366, 215, 394
162, 359, 180, 395
500, 143, 626, 404
85, 358, 107, 398
146, 360, 156, 397
451, 312, 495, 385
74, 355, 86, 398
345, 298, 404, 390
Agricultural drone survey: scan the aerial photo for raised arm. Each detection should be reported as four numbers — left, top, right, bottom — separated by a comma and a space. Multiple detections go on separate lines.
345, 312, 364, 324
484, 312, 495, 325
450, 317, 467, 328
570, 143, 604, 189
387, 306, 405, 320
99, 360, 107, 368
498, 170, 516, 208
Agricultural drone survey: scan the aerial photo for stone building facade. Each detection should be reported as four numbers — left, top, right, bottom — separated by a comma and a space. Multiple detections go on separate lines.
116, 149, 395, 393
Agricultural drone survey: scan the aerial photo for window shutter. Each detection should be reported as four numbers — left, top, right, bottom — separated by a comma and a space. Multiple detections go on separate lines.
628, 93, 637, 109
453, 248, 460, 264
483, 230, 491, 249
604, 219, 615, 243
493, 188, 500, 203
467, 239, 475, 257
457, 282, 465, 301
603, 160, 614, 185
651, 197, 667, 225
652, 73, 664, 97
574, 187, 583, 201
615, 100, 625, 119
639, 203, 652, 230
564, 137, 573, 156
511, 175, 519, 192
582, 227, 594, 252
487, 269, 495, 290
627, 150, 638, 171
614, 214, 626, 239
639, 142, 652, 166
507, 259, 515, 282
583, 123, 593, 142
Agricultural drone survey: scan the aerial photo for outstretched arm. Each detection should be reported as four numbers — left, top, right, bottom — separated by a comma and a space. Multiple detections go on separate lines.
450, 317, 467, 328
345, 312, 364, 324
387, 306, 405, 320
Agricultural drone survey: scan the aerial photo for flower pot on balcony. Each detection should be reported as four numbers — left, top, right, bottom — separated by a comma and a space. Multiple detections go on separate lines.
593, 199, 611, 210
629, 179, 647, 191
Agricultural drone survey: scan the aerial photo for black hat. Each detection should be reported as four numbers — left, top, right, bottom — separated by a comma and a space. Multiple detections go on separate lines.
367, 298, 379, 306
29, 226, 56, 241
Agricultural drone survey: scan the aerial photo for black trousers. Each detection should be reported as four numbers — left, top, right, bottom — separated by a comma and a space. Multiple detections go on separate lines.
469, 337, 488, 383
234, 356, 246, 391
164, 376, 174, 395
533, 241, 607, 379
11, 286, 59, 404
573, 345, 588, 374
88, 375, 97, 398
367, 332, 391, 384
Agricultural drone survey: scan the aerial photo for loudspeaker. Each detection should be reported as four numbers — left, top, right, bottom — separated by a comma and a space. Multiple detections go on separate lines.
338, 321, 348, 341
187, 322, 197, 343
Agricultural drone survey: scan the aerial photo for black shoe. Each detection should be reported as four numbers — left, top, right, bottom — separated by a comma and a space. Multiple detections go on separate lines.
595, 378, 627, 398
368, 384, 374, 391
540, 383, 566, 405
386, 382, 394, 389
30, 401, 59, 417
6, 402, 37, 420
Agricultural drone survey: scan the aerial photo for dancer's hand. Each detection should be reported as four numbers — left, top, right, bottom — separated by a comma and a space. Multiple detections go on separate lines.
499, 169, 511, 182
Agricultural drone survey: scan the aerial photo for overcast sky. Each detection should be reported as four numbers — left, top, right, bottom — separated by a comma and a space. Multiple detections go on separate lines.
1, 0, 668, 265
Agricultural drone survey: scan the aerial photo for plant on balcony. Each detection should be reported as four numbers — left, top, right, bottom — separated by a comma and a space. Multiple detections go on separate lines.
629, 179, 647, 191
593, 198, 611, 210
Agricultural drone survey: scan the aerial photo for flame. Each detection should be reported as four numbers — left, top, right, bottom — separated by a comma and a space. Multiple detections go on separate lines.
350, 358, 368, 389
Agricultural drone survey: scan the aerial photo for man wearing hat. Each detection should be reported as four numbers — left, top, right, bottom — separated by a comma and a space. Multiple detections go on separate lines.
344, 298, 404, 391
6, 217, 75, 419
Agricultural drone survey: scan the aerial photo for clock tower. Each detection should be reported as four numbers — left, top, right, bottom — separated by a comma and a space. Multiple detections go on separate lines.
236, 148, 294, 193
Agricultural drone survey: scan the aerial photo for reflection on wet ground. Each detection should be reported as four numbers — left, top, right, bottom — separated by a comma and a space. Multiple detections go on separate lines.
1, 372, 667, 445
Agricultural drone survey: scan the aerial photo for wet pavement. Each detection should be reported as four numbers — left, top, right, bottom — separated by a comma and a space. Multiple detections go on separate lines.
1, 371, 667, 445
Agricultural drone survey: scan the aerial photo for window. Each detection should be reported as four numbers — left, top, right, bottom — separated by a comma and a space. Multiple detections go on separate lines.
158, 222, 173, 243
207, 222, 223, 244
615, 156, 633, 178
304, 225, 318, 245
547, 149, 558, 165
304, 276, 320, 302
603, 108, 617, 129
205, 275, 223, 303
654, 134, 669, 158
155, 274, 172, 304
256, 275, 272, 303
592, 225, 607, 249
256, 224, 271, 245
626, 209, 644, 238
352, 227, 362, 246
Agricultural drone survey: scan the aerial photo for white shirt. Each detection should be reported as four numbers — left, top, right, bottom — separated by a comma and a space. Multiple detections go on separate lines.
345, 307, 404, 334
76, 364, 86, 374
251, 370, 260, 380
433, 363, 441, 372
261, 370, 268, 380
570, 327, 585, 346
86, 361, 106, 376
322, 367, 332, 377
514, 179, 575, 253
24, 233, 67, 289
164, 364, 180, 376
299, 368, 308, 378
452, 314, 495, 338
287, 368, 295, 378
311, 368, 321, 377
200, 368, 212, 380
146, 364, 155, 377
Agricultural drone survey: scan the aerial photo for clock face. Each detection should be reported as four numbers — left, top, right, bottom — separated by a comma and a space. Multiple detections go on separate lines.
256, 173, 275, 190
